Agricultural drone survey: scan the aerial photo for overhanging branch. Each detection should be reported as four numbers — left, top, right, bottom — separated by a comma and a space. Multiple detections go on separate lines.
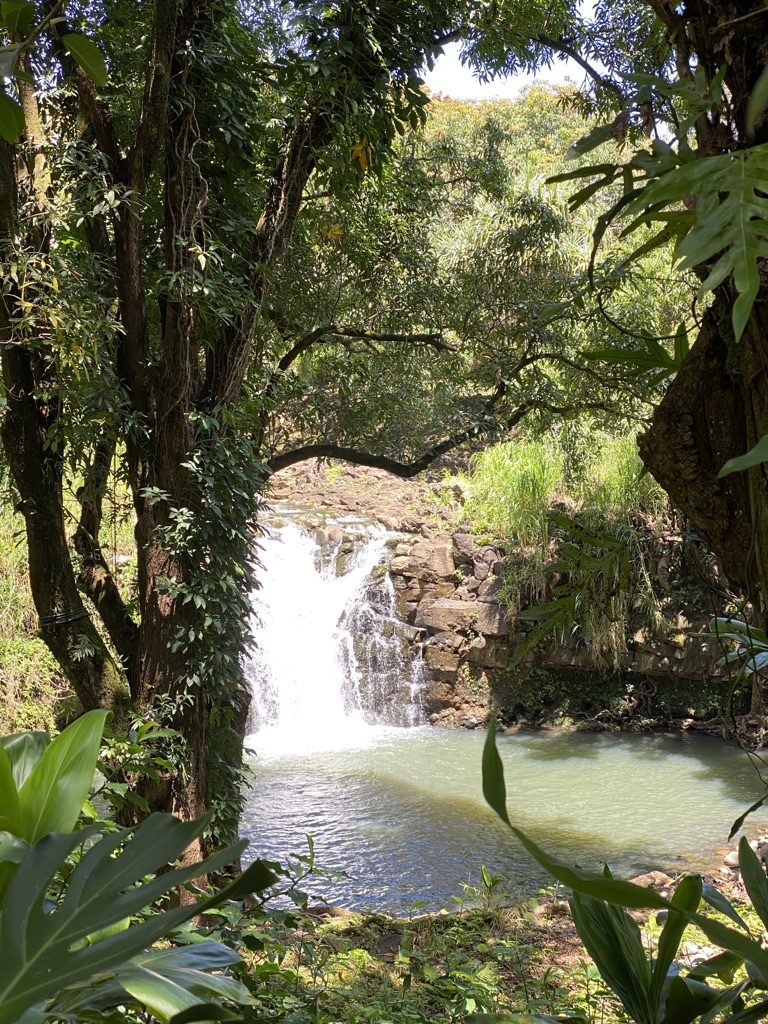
268, 398, 616, 478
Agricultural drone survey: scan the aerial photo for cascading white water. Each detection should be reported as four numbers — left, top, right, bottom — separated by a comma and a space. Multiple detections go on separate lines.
244, 519, 425, 756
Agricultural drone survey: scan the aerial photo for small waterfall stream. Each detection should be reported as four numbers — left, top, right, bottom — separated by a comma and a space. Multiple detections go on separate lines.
245, 519, 425, 756
241, 517, 768, 912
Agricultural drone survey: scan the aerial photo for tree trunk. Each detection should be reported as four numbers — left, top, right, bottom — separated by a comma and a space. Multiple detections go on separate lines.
639, 293, 768, 730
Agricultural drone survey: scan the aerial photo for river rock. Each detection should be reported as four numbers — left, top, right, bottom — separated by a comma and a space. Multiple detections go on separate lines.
415, 598, 509, 636
389, 539, 454, 582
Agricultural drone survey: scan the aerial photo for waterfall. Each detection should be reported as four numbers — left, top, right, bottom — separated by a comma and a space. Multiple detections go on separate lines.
245, 520, 425, 756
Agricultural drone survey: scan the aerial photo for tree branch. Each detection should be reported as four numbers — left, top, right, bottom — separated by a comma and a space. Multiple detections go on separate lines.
268, 399, 616, 477
74, 439, 139, 664
536, 34, 624, 98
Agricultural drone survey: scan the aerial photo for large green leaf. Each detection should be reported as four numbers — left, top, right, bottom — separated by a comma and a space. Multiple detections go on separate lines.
61, 33, 108, 88
624, 145, 768, 342
738, 836, 768, 933
0, 732, 50, 791
480, 723, 768, 979
650, 873, 701, 1013
18, 710, 109, 842
0, 744, 21, 835
570, 890, 653, 1023
0, 90, 23, 143
0, 1, 34, 33
52, 943, 254, 1022
481, 724, 667, 910
0, 813, 277, 1023
659, 975, 735, 1024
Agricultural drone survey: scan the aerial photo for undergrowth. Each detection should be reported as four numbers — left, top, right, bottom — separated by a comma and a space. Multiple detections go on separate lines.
0, 481, 136, 730
438, 427, 674, 668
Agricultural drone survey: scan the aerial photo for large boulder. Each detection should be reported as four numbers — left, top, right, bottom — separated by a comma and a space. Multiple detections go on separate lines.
415, 598, 509, 636
389, 538, 454, 582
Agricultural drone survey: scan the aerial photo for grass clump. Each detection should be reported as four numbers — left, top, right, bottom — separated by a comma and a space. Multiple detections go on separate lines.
462, 438, 564, 547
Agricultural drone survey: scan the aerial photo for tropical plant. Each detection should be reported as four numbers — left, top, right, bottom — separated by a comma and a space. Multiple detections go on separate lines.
480, 722, 768, 1024
0, 709, 277, 1023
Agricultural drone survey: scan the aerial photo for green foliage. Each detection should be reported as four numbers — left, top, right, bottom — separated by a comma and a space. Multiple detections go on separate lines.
578, 434, 665, 520
463, 440, 564, 549
0, 711, 279, 1023
481, 722, 768, 1024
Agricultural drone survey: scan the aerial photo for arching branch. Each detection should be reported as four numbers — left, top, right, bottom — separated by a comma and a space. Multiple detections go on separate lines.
268, 399, 617, 477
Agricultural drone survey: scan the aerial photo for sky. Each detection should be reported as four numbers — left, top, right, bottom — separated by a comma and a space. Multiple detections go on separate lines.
422, 28, 593, 100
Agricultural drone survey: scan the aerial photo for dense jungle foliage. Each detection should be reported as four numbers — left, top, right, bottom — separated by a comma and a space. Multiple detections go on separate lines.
3, 0, 768, 1021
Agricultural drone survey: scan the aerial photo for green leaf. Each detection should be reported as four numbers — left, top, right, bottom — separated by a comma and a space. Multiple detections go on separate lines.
0, 1, 34, 33
570, 891, 652, 1023
718, 435, 768, 477
626, 145, 768, 342
659, 975, 732, 1024
480, 726, 768, 980
481, 719, 509, 826
729, 795, 768, 840
55, 943, 254, 1022
747, 65, 768, 138
565, 123, 615, 160
0, 815, 253, 1023
0, 745, 21, 836
650, 873, 701, 1012
738, 836, 768, 932
0, 832, 28, 867
0, 90, 24, 142
701, 882, 749, 930
18, 710, 109, 842
687, 949, 744, 982
0, 732, 49, 790
61, 33, 108, 88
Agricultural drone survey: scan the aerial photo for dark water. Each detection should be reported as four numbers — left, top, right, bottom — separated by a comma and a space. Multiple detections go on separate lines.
240, 726, 768, 913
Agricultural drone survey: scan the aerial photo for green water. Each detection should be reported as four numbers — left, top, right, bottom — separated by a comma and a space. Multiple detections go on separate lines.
241, 726, 768, 913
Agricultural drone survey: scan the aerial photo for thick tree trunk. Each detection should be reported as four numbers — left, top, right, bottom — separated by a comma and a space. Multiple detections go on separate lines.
637, 303, 752, 592
639, 295, 768, 728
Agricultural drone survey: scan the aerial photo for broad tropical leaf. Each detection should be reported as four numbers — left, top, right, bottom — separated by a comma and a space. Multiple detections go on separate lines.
0, 815, 277, 1024
52, 943, 254, 1022
17, 710, 109, 842
624, 145, 768, 341
570, 891, 653, 1022
718, 435, 768, 478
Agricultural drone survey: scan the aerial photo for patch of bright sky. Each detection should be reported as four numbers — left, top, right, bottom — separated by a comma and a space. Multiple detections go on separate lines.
423, 41, 589, 99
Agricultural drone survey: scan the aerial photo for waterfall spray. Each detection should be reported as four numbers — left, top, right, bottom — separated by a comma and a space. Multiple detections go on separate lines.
245, 520, 425, 756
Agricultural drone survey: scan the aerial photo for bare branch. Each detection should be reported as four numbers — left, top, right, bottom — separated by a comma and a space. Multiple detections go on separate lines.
536, 34, 624, 98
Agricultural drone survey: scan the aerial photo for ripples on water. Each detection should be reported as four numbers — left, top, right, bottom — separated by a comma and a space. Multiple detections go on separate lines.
241, 726, 768, 913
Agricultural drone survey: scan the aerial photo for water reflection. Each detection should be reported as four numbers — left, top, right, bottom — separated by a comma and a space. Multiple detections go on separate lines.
241, 727, 768, 913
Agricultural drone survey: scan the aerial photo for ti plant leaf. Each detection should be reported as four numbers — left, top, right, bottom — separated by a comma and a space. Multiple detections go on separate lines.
718, 435, 768, 478
480, 722, 768, 989
0, 815, 278, 1024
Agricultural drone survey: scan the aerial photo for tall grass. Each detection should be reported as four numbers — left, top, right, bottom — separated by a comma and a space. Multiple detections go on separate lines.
0, 507, 70, 732
460, 429, 666, 540
578, 432, 666, 522
463, 438, 564, 547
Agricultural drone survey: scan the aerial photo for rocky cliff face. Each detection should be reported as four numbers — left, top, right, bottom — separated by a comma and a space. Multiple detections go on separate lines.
271, 462, 732, 733
388, 529, 729, 730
